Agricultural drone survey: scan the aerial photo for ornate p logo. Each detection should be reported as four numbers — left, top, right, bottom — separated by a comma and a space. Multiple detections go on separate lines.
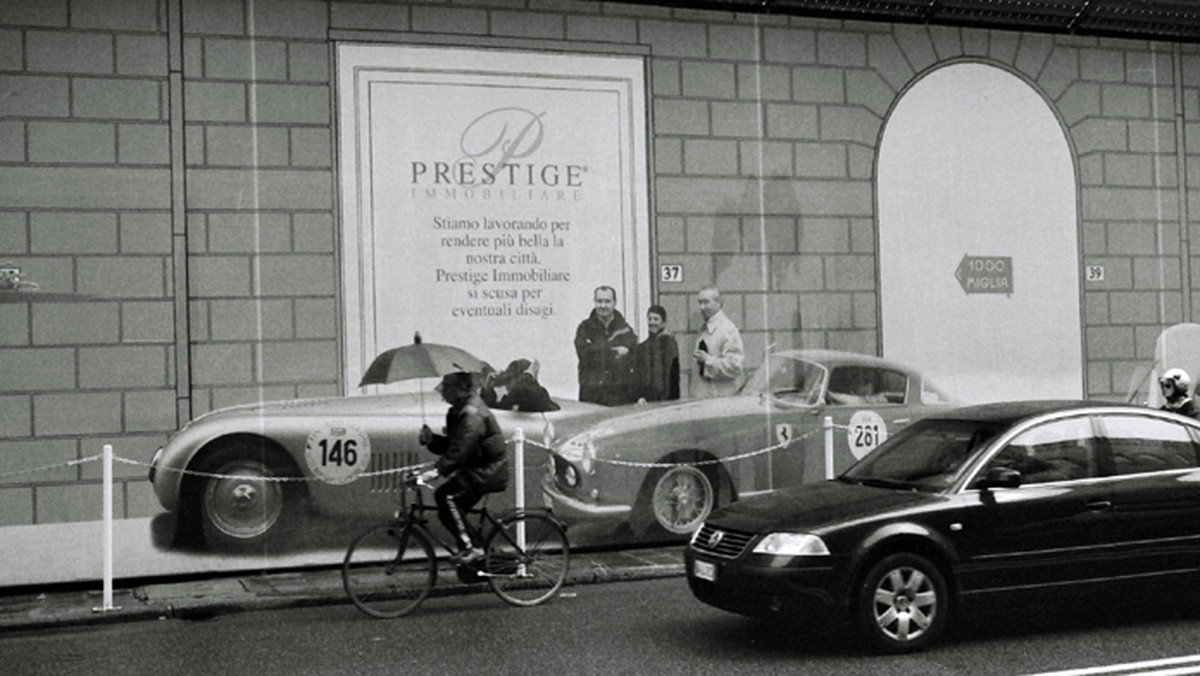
459, 107, 546, 167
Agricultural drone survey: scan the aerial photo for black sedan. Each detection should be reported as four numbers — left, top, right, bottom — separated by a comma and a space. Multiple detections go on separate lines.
685, 400, 1200, 653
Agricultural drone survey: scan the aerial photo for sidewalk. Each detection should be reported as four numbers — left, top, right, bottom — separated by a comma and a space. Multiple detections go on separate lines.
0, 545, 685, 632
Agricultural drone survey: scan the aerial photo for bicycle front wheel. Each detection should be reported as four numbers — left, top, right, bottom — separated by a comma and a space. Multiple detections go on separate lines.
484, 512, 569, 607
343, 522, 436, 618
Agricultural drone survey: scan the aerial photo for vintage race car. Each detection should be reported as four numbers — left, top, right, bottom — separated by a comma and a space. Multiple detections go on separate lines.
149, 384, 601, 550
541, 349, 958, 540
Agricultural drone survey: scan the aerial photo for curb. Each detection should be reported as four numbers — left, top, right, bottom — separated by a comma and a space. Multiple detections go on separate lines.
0, 547, 685, 632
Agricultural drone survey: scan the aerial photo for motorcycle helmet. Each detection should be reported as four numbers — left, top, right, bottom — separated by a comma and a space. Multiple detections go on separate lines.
1159, 367, 1193, 402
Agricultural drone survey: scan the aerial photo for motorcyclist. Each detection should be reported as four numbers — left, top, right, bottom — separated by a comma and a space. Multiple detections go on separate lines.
1158, 368, 1199, 419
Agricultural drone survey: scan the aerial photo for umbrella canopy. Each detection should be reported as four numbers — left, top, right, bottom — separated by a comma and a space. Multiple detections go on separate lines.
359, 334, 491, 387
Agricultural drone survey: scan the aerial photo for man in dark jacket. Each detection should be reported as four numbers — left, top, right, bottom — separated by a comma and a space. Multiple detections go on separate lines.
574, 285, 638, 405
419, 371, 508, 563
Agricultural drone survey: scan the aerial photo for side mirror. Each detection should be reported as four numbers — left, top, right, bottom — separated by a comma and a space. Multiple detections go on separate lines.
980, 466, 1022, 490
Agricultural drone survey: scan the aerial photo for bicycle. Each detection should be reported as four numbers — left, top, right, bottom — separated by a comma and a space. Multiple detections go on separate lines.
342, 468, 570, 618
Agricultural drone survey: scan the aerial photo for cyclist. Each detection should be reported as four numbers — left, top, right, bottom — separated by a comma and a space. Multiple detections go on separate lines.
419, 371, 508, 564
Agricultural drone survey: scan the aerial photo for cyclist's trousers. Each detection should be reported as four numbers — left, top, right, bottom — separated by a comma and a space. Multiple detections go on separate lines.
434, 475, 485, 550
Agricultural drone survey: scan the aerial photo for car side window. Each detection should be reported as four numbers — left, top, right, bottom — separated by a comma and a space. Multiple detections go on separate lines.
877, 370, 907, 404
981, 417, 1099, 485
1101, 415, 1200, 475
826, 367, 904, 405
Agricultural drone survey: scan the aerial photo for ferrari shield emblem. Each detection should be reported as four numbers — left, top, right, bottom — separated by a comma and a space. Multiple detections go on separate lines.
775, 423, 794, 446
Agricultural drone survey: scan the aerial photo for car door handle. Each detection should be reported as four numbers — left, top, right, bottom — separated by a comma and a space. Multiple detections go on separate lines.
1085, 500, 1112, 511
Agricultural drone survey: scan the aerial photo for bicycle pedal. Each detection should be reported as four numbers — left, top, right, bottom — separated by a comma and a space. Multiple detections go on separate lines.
455, 565, 487, 584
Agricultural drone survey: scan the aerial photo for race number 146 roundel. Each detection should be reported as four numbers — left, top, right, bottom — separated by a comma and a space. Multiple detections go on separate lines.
305, 423, 372, 484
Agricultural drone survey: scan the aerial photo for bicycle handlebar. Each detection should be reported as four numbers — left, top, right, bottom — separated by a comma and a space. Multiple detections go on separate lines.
401, 466, 436, 491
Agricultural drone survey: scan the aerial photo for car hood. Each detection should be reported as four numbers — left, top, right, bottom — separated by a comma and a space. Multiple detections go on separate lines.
706, 480, 937, 534
548, 394, 771, 445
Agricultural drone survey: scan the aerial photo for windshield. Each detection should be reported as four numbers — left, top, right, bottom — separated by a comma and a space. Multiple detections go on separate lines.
841, 418, 1006, 492
739, 355, 826, 405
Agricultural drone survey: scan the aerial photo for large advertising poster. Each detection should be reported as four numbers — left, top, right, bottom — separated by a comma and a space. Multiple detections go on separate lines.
337, 45, 651, 398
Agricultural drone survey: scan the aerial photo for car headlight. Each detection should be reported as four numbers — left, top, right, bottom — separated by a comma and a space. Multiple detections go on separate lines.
558, 429, 606, 475
563, 464, 579, 488
752, 533, 830, 557
582, 440, 595, 475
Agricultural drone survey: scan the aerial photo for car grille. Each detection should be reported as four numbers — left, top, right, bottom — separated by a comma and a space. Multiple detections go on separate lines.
692, 523, 755, 559
370, 451, 420, 493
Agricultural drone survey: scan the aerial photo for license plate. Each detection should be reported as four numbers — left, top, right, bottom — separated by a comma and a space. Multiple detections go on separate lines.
693, 559, 716, 582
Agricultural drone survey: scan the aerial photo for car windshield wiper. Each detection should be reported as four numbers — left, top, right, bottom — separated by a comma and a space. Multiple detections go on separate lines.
847, 477, 917, 491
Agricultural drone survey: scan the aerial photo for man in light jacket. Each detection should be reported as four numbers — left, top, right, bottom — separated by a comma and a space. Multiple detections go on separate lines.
691, 285, 744, 398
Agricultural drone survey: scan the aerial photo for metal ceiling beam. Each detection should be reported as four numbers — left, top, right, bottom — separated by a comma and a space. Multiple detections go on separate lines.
613, 0, 1200, 42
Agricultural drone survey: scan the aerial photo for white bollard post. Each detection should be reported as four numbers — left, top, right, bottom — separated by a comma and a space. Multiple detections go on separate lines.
514, 428, 526, 535
94, 444, 119, 612
823, 416, 835, 480
513, 428, 527, 575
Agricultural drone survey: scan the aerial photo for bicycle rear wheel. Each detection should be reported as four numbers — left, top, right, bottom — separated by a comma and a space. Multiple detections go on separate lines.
343, 522, 436, 618
484, 512, 569, 607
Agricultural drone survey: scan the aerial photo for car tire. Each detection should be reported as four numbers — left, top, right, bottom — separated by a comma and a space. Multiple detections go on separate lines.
645, 464, 715, 536
855, 552, 948, 654
186, 442, 300, 550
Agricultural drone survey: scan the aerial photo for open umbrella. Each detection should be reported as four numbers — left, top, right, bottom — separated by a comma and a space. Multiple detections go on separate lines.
359, 333, 491, 420
359, 334, 490, 386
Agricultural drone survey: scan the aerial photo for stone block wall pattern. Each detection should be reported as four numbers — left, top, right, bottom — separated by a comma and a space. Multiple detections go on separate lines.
0, 0, 1198, 525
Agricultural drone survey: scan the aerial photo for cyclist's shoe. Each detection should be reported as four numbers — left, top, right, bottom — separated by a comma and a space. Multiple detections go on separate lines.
455, 547, 485, 565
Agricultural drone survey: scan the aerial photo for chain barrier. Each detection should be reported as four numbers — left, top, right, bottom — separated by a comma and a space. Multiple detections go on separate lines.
112, 455, 434, 483
0, 453, 103, 480
520, 421, 851, 469
6, 420, 856, 484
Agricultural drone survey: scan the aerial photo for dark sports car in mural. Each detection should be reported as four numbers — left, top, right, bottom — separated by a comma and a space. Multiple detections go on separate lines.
685, 401, 1200, 652
541, 349, 958, 539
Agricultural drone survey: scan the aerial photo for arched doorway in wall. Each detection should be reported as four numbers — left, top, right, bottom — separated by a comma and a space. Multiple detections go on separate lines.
878, 62, 1082, 403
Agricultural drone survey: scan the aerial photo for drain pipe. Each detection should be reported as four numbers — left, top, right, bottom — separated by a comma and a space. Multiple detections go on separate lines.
1174, 44, 1192, 322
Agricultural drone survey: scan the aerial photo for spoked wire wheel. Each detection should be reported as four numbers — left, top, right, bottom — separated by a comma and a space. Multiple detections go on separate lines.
484, 512, 569, 607
651, 465, 714, 535
343, 523, 437, 618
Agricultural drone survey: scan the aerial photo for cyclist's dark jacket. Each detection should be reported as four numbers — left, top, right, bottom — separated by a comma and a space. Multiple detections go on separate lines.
426, 392, 508, 491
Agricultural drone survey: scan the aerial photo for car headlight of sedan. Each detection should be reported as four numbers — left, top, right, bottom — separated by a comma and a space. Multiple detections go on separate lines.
752, 533, 830, 557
